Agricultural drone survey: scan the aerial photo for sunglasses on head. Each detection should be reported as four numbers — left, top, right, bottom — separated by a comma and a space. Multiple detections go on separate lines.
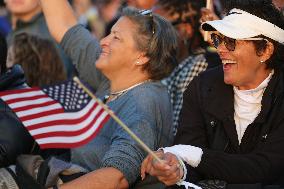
139, 9, 155, 35
210, 33, 268, 51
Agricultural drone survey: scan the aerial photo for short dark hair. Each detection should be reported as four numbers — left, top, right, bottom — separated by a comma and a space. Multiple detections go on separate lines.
224, 0, 284, 70
121, 7, 178, 80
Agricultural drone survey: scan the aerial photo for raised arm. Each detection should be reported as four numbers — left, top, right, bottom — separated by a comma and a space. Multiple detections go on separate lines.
40, 0, 106, 90
39, 0, 77, 43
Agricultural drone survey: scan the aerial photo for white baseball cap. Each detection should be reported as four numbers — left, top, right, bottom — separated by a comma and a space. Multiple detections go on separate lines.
202, 8, 284, 44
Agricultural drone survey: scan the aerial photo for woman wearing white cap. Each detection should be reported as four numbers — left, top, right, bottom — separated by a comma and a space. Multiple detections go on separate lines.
141, 0, 284, 188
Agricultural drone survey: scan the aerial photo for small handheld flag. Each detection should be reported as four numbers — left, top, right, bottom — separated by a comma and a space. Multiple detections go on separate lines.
0, 80, 110, 149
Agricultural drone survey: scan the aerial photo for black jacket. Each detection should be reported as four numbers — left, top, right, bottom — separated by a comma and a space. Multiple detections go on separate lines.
175, 66, 284, 187
0, 65, 34, 167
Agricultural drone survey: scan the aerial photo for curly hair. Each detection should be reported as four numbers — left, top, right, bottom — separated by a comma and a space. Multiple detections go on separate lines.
223, 0, 284, 70
10, 33, 67, 86
157, 0, 205, 25
156, 0, 207, 53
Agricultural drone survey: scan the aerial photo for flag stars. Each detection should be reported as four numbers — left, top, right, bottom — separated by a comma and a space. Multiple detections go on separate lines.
42, 81, 91, 112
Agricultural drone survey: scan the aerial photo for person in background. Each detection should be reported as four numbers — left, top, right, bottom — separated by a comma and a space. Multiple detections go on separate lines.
5, 0, 75, 79
33, 0, 177, 188
7, 33, 67, 87
127, 0, 157, 9
0, 32, 35, 168
273, 0, 284, 13
0, 0, 11, 37
0, 31, 26, 90
0, 27, 7, 74
95, 0, 121, 24
71, 0, 105, 39
141, 0, 284, 188
154, 0, 221, 135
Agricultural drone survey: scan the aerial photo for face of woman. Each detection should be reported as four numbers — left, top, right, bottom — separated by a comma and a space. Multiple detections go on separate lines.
6, 0, 40, 15
216, 34, 271, 90
96, 17, 142, 78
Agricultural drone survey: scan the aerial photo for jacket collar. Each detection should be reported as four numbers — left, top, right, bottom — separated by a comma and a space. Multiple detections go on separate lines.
204, 68, 283, 123
203, 67, 239, 148
203, 68, 234, 121
203, 67, 284, 149
254, 69, 282, 123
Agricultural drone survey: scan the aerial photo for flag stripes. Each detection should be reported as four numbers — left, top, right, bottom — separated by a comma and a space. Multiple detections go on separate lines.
0, 81, 110, 149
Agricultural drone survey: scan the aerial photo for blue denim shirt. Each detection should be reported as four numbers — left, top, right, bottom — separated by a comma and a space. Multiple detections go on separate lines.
61, 25, 174, 185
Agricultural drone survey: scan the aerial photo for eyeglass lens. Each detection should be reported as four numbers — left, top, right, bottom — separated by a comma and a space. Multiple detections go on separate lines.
211, 33, 236, 51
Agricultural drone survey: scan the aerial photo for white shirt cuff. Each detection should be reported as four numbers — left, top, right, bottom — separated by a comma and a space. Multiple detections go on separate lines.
162, 144, 203, 168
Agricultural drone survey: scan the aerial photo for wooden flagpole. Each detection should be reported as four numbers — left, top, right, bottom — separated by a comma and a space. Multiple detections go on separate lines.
73, 77, 163, 163
204, 0, 212, 42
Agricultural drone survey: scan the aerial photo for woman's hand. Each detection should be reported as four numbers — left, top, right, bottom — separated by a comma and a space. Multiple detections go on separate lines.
141, 151, 183, 186
200, 8, 219, 23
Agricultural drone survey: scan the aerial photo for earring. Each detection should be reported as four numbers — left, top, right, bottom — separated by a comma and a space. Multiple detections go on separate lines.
260, 60, 264, 64
136, 61, 140, 65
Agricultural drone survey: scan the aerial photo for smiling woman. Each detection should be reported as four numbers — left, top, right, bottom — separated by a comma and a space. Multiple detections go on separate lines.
32, 1, 178, 189
96, 9, 177, 86
210, 32, 273, 90
141, 0, 284, 188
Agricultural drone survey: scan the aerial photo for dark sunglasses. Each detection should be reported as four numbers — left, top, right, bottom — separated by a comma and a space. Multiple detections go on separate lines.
139, 9, 155, 34
211, 33, 237, 51
211, 33, 268, 51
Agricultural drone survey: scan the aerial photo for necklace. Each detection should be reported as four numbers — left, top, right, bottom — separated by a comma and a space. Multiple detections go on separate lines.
104, 80, 152, 103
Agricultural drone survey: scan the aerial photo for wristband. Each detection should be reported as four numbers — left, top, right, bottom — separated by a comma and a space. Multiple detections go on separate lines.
176, 155, 187, 186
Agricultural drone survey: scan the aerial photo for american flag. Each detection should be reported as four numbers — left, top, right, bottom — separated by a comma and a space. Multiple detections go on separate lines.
0, 80, 110, 149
